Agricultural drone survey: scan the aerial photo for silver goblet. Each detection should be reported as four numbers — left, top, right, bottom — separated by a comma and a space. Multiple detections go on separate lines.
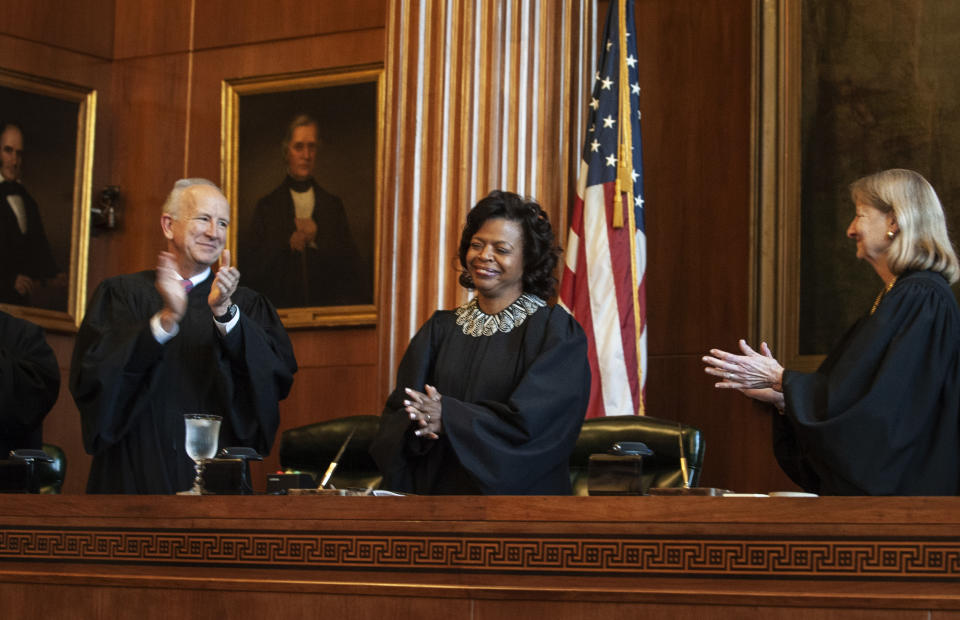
182, 413, 222, 495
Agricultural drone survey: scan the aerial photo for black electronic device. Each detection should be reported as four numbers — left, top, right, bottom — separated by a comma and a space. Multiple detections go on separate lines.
204, 447, 262, 494
0, 449, 54, 493
266, 472, 316, 495
0, 460, 31, 493
217, 447, 262, 460
586, 442, 657, 496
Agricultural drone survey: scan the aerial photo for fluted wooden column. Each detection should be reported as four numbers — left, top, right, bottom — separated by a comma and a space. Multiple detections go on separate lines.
378, 0, 597, 392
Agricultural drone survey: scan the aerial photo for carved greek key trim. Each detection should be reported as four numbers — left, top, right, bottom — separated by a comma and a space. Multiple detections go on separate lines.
1, 528, 957, 579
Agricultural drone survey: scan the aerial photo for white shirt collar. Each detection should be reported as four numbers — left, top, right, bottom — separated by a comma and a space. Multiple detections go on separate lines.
181, 267, 211, 287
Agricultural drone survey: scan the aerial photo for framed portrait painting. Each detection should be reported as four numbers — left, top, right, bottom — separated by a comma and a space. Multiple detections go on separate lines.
0, 68, 95, 332
222, 65, 383, 328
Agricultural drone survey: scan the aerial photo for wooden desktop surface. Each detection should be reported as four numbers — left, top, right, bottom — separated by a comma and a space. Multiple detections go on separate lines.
0, 495, 958, 618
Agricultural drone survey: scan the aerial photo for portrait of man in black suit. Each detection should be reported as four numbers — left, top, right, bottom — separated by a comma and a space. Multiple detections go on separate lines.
233, 75, 379, 319
242, 114, 370, 309
0, 120, 68, 309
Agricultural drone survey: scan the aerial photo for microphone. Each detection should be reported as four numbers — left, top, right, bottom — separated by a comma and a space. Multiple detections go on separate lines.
319, 427, 356, 489
677, 424, 690, 488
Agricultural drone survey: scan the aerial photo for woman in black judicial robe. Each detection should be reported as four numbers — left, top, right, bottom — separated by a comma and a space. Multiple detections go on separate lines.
369, 191, 591, 494
704, 169, 960, 495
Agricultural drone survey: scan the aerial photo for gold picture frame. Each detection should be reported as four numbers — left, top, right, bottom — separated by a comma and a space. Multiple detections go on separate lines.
0, 68, 95, 333
221, 65, 383, 328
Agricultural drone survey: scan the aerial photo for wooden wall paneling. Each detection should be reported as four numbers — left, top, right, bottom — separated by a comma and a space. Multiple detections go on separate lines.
474, 601, 932, 620
0, 584, 474, 620
277, 365, 380, 424
97, 588, 471, 620
378, 0, 593, 392
112, 0, 192, 60
0, 583, 102, 619
2, 585, 938, 619
636, 0, 753, 354
0, 0, 115, 60
0, 38, 113, 89
193, 0, 386, 51
633, 0, 772, 492
288, 327, 378, 368
106, 55, 191, 277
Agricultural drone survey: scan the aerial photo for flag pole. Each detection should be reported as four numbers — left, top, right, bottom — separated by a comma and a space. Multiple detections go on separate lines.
614, 0, 633, 230
616, 0, 645, 414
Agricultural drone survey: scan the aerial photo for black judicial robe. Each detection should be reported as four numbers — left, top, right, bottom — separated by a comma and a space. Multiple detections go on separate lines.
242, 178, 370, 309
70, 271, 297, 494
775, 270, 960, 495
0, 310, 60, 457
370, 303, 591, 495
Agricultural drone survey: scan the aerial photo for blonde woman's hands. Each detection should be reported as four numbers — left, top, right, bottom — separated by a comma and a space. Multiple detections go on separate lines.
703, 339, 784, 391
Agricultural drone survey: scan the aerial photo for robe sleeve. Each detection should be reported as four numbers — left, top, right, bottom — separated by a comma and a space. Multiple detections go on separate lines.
781, 274, 960, 495
0, 315, 59, 438
218, 291, 298, 455
368, 313, 441, 491
771, 412, 822, 493
443, 309, 590, 493
69, 278, 167, 455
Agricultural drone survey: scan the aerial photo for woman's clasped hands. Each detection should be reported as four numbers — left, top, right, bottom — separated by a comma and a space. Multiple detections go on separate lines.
405, 385, 442, 439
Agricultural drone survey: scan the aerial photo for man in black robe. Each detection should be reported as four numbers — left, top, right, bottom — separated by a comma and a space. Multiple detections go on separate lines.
0, 310, 60, 456
0, 123, 62, 305
241, 114, 369, 308
70, 179, 297, 494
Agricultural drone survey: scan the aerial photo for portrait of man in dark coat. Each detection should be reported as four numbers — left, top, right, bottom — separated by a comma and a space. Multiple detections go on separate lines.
242, 114, 370, 309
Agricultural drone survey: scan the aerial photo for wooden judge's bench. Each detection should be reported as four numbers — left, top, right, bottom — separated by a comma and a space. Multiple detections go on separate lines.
0, 495, 958, 618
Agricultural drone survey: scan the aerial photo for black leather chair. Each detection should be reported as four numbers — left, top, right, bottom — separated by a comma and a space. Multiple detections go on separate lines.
279, 415, 383, 490
569, 414, 704, 495
280, 413, 703, 495
37, 443, 67, 494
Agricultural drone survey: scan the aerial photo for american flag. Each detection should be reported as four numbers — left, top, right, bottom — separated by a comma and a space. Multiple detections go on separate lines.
558, 0, 646, 418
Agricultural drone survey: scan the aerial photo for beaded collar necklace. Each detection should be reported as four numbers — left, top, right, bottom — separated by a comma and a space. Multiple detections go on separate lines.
454, 293, 546, 337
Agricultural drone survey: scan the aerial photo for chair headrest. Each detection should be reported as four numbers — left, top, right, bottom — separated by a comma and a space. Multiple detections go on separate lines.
571, 414, 703, 468
280, 415, 381, 471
